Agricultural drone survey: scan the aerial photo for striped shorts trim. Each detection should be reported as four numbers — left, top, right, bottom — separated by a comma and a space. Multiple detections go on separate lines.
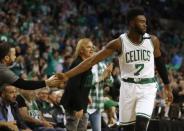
136, 112, 151, 119
119, 120, 136, 126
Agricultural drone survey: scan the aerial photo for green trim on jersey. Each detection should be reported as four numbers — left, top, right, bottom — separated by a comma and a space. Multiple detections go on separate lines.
122, 77, 156, 84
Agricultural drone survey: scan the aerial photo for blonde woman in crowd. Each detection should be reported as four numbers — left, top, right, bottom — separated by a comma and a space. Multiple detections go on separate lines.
60, 38, 94, 131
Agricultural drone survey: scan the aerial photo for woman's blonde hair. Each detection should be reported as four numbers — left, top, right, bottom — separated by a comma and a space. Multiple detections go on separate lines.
73, 38, 92, 59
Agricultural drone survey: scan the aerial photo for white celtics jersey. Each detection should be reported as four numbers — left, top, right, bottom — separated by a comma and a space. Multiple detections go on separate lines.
119, 33, 155, 78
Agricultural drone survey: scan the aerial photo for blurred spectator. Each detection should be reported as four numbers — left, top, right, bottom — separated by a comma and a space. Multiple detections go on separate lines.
109, 65, 121, 101
171, 52, 183, 71
102, 99, 118, 130
48, 90, 66, 128
87, 62, 113, 131
17, 89, 64, 131
36, 89, 51, 114
62, 55, 73, 72
0, 85, 30, 131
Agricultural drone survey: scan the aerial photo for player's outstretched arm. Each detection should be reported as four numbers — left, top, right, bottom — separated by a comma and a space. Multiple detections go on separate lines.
57, 38, 121, 81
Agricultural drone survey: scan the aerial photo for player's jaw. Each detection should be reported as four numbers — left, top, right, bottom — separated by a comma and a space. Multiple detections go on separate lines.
135, 25, 147, 35
141, 25, 147, 34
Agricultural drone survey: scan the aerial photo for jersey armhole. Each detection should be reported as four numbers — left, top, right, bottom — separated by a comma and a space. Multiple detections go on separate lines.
118, 36, 124, 56
150, 35, 155, 52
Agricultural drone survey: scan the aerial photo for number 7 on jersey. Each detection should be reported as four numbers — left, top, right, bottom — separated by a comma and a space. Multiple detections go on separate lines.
134, 64, 144, 76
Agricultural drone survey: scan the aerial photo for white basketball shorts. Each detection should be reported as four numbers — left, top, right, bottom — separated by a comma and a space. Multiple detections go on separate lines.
119, 81, 157, 125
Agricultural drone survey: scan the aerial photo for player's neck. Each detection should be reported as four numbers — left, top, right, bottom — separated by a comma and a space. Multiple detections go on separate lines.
127, 31, 143, 44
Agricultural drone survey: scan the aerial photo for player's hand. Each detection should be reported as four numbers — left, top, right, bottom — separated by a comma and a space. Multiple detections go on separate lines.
56, 73, 68, 82
45, 75, 64, 88
164, 84, 173, 105
74, 109, 83, 119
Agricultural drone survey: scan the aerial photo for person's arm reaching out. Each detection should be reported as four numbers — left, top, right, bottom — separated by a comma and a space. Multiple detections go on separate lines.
1, 65, 63, 89
57, 38, 122, 80
12, 75, 62, 90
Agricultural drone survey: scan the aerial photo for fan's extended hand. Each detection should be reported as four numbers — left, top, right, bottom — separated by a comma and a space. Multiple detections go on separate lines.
45, 75, 65, 88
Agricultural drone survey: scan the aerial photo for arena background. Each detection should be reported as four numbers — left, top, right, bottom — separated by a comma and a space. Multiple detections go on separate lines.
0, 0, 184, 131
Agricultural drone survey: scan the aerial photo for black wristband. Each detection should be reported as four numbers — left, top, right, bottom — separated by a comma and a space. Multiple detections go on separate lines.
155, 56, 169, 84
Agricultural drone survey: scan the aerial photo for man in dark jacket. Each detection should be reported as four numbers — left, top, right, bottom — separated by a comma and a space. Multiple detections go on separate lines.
0, 84, 30, 130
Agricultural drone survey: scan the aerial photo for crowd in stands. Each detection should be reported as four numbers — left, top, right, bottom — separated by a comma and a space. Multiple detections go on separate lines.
0, 0, 184, 130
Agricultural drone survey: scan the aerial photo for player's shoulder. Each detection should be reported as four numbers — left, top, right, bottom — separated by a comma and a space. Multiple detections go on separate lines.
108, 37, 121, 46
149, 34, 159, 42
105, 37, 122, 54
148, 34, 160, 49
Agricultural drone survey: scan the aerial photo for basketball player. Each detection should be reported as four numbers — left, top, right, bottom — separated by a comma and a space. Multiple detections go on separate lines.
57, 7, 173, 131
